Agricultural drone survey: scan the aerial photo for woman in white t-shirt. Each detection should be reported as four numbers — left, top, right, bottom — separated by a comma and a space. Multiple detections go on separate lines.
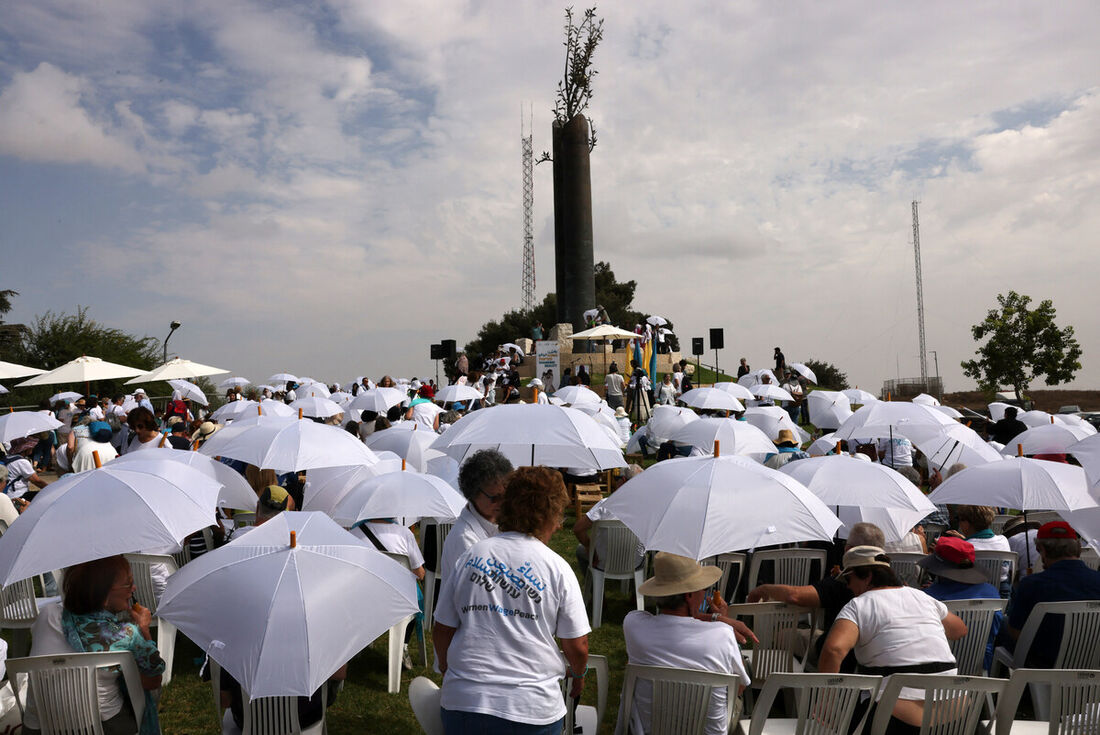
433, 466, 590, 734
819, 546, 967, 734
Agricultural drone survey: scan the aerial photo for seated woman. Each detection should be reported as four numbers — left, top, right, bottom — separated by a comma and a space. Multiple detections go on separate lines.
819, 546, 967, 735
25, 555, 164, 735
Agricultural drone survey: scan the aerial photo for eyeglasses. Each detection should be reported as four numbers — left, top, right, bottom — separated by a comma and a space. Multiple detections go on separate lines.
478, 489, 504, 503
112, 578, 135, 590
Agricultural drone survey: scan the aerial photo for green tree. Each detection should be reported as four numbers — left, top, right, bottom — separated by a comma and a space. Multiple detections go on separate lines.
802, 359, 849, 391
0, 289, 27, 352
961, 291, 1082, 396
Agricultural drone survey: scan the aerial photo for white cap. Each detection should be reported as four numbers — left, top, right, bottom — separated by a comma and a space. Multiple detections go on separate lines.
528, 378, 544, 388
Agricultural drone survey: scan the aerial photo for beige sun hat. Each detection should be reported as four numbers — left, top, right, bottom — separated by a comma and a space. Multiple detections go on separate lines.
838, 545, 891, 578
638, 552, 722, 597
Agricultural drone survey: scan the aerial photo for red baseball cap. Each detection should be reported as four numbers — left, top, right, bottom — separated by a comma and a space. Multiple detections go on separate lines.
932, 535, 976, 565
1037, 521, 1078, 540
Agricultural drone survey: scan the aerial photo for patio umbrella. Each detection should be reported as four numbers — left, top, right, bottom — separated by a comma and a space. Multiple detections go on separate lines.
668, 418, 774, 458
599, 454, 841, 558
157, 511, 419, 700
742, 406, 811, 444
553, 385, 603, 406
927, 457, 1095, 513
302, 460, 408, 515
331, 473, 466, 526
126, 357, 230, 384
347, 388, 407, 414
15, 355, 146, 387
0, 458, 220, 584
111, 448, 257, 510
805, 390, 853, 430
711, 381, 756, 401
0, 359, 46, 380
841, 389, 878, 405
789, 363, 817, 384
219, 377, 251, 389
912, 393, 940, 407
1000, 423, 1093, 457
0, 411, 62, 444
430, 404, 626, 470
677, 387, 744, 413
570, 325, 640, 340
289, 395, 344, 419
167, 379, 208, 406
433, 384, 484, 405
751, 384, 795, 403
198, 414, 378, 472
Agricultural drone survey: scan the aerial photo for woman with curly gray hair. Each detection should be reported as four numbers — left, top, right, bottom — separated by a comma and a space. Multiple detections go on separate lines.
438, 449, 514, 578
433, 466, 589, 734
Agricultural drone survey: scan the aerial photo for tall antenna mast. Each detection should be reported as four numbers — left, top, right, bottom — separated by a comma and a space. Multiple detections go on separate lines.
912, 201, 928, 384
521, 103, 535, 312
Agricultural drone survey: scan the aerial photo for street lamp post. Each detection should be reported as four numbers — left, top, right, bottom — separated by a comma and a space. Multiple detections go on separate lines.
163, 321, 181, 364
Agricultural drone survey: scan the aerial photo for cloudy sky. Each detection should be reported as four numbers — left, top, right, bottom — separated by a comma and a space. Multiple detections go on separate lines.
1, 1, 1097, 393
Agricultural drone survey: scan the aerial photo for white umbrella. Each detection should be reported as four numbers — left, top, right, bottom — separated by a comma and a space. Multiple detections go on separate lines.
255, 384, 277, 393
927, 457, 1096, 513
365, 426, 444, 473
751, 384, 795, 403
297, 382, 331, 399
289, 396, 344, 419
258, 399, 295, 417
198, 415, 378, 472
570, 403, 626, 447
908, 423, 1004, 472
303, 460, 407, 515
433, 384, 484, 405
645, 405, 700, 445
711, 381, 756, 401
167, 379, 208, 406
347, 388, 407, 414
48, 391, 83, 404
599, 455, 842, 558
805, 390, 853, 431
742, 406, 811, 444
500, 342, 525, 357
0, 359, 46, 380
1000, 424, 1093, 457
210, 400, 258, 422
677, 387, 744, 413
157, 511, 419, 700
126, 357, 230, 384
553, 385, 603, 406
737, 369, 778, 388
111, 448, 257, 510
669, 417, 775, 458
911, 393, 941, 407
1055, 414, 1097, 434
0, 411, 63, 444
807, 433, 839, 456
933, 405, 963, 419
987, 402, 1014, 422
789, 363, 817, 384
570, 325, 640, 340
269, 373, 299, 384
1069, 434, 1100, 489
832, 401, 955, 441
329, 391, 351, 404
219, 377, 251, 389
0, 459, 221, 584
15, 355, 146, 387
842, 389, 878, 405
430, 404, 626, 470
0, 384, 6, 394
1019, 410, 1057, 428
645, 315, 668, 327
331, 473, 466, 526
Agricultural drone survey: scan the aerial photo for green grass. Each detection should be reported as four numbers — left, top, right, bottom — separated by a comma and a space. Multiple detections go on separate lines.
158, 508, 634, 733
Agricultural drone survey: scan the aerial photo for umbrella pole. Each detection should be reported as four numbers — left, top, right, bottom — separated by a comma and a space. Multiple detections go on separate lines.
530, 444, 535, 467
936, 440, 960, 474
1024, 509, 1032, 575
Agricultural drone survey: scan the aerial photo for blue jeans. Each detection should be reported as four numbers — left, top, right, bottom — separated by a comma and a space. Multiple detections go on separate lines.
440, 709, 564, 735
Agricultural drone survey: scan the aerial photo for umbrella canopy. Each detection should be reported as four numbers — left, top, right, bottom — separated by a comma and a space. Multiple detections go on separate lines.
219, 377, 251, 389
711, 381, 756, 401
499, 342, 525, 357
933, 405, 963, 419
833, 401, 955, 441
198, 415, 378, 472
365, 426, 444, 473
433, 384, 484, 405
289, 396, 344, 419
644, 405, 700, 445
1019, 410, 1057, 428
302, 461, 407, 515
0, 384, 6, 394
0, 411, 63, 444
553, 385, 603, 406
987, 402, 1014, 422
430, 404, 626, 470
927, 457, 1096, 512
645, 315, 668, 327
167, 379, 209, 406
48, 391, 83, 404
157, 512, 419, 700
1069, 434, 1100, 489
210, 400, 258, 422
258, 399, 295, 417
0, 459, 220, 584
841, 389, 878, 405
737, 369, 778, 388
331, 473, 466, 526
789, 363, 817, 383
569, 325, 640, 340
805, 390, 853, 431
677, 387, 744, 413
750, 384, 795, 403
908, 423, 1004, 472
126, 357, 230, 384
269, 373, 299, 384
296, 382, 331, 398
742, 406, 811, 444
599, 455, 842, 558
347, 387, 407, 414
911, 393, 941, 407
1056, 414, 1097, 434
0, 360, 46, 380
807, 433, 839, 456
16, 355, 146, 387
669, 417, 775, 458
111, 448, 257, 510
1001, 423, 1093, 457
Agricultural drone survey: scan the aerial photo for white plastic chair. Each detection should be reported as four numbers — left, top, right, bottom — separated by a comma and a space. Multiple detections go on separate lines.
419, 519, 453, 630
991, 515, 1015, 536
209, 659, 327, 735
408, 676, 443, 735
8, 651, 145, 734
746, 549, 827, 593
944, 599, 1007, 676
869, 673, 1007, 735
994, 668, 1100, 735
972, 550, 1017, 589
173, 526, 215, 569
889, 552, 928, 588
1080, 548, 1100, 572
586, 520, 644, 628
381, 551, 426, 694
562, 654, 609, 735
727, 602, 812, 712
735, 672, 883, 735
124, 552, 179, 685
702, 552, 748, 604
924, 524, 948, 549
0, 577, 60, 658
991, 601, 1100, 720
617, 663, 745, 735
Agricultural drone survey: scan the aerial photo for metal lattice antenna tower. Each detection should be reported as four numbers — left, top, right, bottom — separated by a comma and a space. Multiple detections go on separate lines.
521, 103, 536, 312
912, 201, 928, 383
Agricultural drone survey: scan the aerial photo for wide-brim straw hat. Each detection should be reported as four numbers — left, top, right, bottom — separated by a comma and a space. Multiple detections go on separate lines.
838, 545, 892, 579
638, 552, 722, 597
774, 429, 799, 447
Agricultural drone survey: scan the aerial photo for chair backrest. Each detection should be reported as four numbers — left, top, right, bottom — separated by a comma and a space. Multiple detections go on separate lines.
618, 663, 743, 735
870, 673, 1006, 735
944, 598, 1007, 676
746, 548, 827, 591
590, 520, 643, 576
210, 658, 319, 735
235, 511, 256, 528
972, 550, 1017, 588
888, 552, 928, 588
8, 651, 145, 733
924, 524, 947, 548
991, 515, 1015, 535
1014, 601, 1100, 670
0, 577, 41, 624
1080, 548, 1100, 572
561, 654, 609, 734
123, 553, 179, 616
727, 602, 813, 685
408, 676, 443, 735
995, 668, 1100, 735
702, 553, 747, 603
745, 672, 883, 735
